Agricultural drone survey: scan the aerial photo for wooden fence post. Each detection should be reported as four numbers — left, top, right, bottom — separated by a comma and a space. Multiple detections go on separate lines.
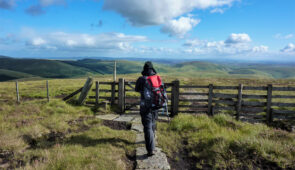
46, 80, 50, 102
266, 84, 273, 124
118, 78, 125, 113
77, 77, 93, 105
208, 84, 213, 116
236, 84, 243, 120
16, 81, 20, 103
111, 81, 116, 105
95, 81, 99, 105
171, 80, 179, 117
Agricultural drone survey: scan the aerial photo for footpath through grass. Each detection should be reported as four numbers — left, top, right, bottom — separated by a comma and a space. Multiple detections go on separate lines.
157, 114, 295, 169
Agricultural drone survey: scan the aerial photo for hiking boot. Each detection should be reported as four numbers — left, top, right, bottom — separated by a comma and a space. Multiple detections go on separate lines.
147, 151, 154, 157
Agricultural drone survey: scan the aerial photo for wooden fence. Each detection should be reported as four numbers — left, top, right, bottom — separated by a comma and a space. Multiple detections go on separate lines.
87, 78, 295, 123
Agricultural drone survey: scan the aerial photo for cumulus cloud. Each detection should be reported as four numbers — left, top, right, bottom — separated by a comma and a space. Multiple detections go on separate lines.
103, 0, 237, 26
252, 45, 268, 53
25, 31, 147, 52
275, 33, 294, 40
225, 33, 251, 44
182, 33, 256, 55
161, 16, 200, 37
0, 0, 14, 9
281, 43, 295, 53
183, 39, 204, 47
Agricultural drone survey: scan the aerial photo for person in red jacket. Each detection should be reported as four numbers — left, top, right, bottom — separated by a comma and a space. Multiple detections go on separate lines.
135, 61, 166, 156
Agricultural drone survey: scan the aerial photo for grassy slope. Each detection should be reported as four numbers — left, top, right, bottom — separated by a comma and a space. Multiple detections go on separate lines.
158, 114, 295, 169
0, 77, 139, 169
0, 58, 95, 79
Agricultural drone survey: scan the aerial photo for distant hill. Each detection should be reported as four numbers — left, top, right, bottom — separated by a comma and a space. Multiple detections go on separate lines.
0, 58, 95, 81
0, 55, 10, 58
1, 56, 295, 81
0, 69, 36, 81
175, 61, 230, 72
63, 59, 144, 74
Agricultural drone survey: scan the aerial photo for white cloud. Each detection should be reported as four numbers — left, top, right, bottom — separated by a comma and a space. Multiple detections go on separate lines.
225, 33, 251, 44
281, 43, 295, 53
103, 0, 237, 26
275, 33, 293, 40
25, 31, 147, 52
252, 45, 268, 53
183, 39, 204, 47
210, 8, 224, 14
161, 16, 200, 37
31, 37, 47, 46
182, 33, 255, 55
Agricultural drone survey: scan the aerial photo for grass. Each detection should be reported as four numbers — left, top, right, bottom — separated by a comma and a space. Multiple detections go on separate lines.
1, 75, 295, 169
0, 98, 136, 169
157, 114, 295, 169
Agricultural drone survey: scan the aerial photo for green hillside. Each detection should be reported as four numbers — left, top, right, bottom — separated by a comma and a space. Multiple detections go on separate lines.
0, 58, 95, 79
1, 57, 295, 81
63, 59, 144, 74
175, 61, 230, 72
0, 69, 37, 81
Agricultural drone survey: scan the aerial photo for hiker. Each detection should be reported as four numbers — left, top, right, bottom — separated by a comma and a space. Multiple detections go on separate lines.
135, 61, 167, 157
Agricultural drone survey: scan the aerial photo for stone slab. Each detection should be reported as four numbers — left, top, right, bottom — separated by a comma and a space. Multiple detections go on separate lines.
96, 114, 119, 120
113, 115, 136, 122
136, 133, 145, 145
132, 116, 142, 123
136, 147, 170, 170
132, 123, 143, 133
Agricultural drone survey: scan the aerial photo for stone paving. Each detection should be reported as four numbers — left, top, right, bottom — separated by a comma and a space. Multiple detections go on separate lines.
96, 113, 171, 170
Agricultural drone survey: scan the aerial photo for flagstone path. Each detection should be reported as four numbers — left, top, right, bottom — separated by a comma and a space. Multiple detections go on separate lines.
96, 113, 171, 170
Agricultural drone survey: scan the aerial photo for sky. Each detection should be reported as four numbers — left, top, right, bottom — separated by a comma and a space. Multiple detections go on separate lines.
0, 0, 294, 61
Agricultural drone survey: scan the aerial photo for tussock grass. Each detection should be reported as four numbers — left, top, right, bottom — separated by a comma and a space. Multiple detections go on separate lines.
158, 114, 295, 169
0, 98, 136, 169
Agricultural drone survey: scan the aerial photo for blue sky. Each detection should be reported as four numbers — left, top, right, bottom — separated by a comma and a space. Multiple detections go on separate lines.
0, 0, 294, 61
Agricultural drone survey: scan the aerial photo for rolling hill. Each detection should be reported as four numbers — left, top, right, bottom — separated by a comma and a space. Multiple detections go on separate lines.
0, 58, 95, 80
1, 56, 295, 81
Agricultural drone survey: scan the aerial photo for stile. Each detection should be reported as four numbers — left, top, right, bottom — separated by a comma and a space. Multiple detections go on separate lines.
63, 87, 83, 101
236, 84, 243, 120
208, 84, 213, 116
77, 77, 93, 105
266, 84, 273, 123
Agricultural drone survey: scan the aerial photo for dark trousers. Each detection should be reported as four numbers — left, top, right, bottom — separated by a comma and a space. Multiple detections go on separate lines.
140, 109, 157, 153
